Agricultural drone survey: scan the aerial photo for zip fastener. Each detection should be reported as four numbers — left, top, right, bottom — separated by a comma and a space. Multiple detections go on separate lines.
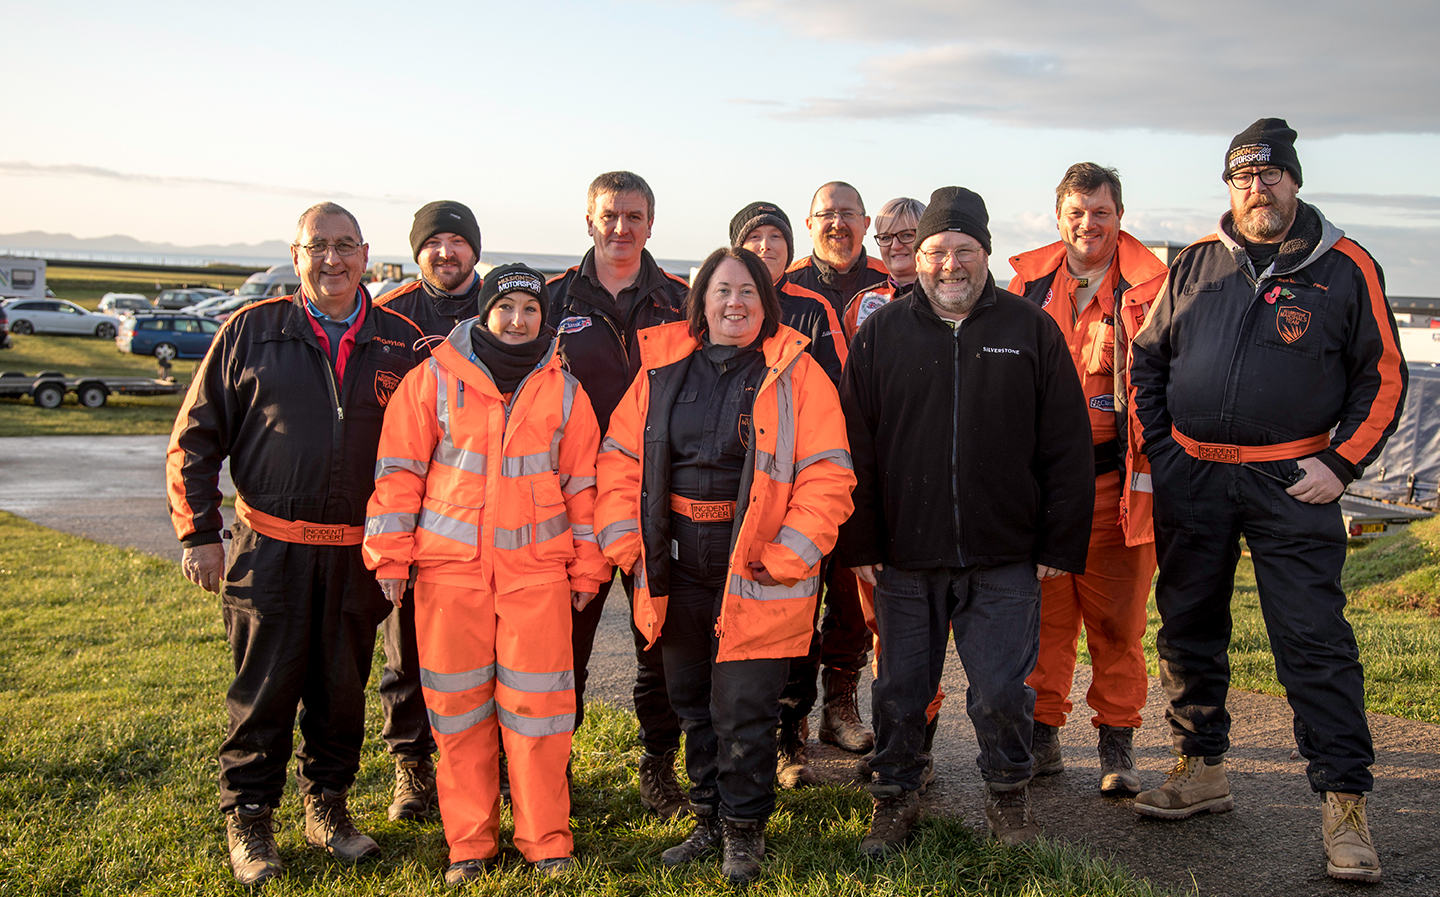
320, 344, 344, 420
1218, 261, 1267, 435
951, 323, 964, 565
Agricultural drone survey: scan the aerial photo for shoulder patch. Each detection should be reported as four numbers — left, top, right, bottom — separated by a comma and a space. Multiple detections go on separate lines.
855, 291, 891, 328
1089, 394, 1116, 411
556, 315, 593, 335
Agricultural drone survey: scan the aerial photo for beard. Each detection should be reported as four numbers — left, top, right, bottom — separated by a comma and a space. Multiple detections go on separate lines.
815, 227, 858, 268
421, 257, 476, 293
919, 267, 985, 317
1233, 192, 1298, 243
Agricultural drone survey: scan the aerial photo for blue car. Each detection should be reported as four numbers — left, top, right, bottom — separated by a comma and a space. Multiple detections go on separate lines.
116, 313, 220, 361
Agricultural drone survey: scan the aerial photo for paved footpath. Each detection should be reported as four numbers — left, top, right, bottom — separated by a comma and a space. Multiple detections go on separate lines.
2, 435, 1437, 895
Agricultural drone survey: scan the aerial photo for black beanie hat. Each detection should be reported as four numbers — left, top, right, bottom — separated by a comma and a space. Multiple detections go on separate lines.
914, 187, 991, 255
728, 201, 794, 269
478, 262, 549, 328
409, 200, 482, 261
1225, 118, 1302, 188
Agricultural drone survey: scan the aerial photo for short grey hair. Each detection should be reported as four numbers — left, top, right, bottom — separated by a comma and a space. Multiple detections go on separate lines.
586, 171, 655, 221
874, 197, 925, 234
295, 202, 363, 244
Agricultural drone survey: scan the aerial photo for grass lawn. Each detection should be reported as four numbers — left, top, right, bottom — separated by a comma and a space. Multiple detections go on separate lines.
45, 264, 254, 306
0, 510, 1172, 897
1079, 518, 1440, 725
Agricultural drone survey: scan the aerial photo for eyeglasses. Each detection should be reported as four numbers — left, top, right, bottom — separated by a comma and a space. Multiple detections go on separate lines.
874, 230, 916, 248
811, 209, 862, 224
1228, 168, 1285, 190
296, 240, 364, 257
918, 247, 983, 265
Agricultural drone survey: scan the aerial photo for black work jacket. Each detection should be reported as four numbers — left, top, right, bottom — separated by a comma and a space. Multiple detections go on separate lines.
375, 275, 483, 345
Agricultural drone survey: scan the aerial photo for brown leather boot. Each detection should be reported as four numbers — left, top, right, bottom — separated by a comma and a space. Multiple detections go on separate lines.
637, 749, 687, 818
776, 717, 819, 788
721, 818, 766, 884
388, 754, 436, 821
225, 804, 283, 886
303, 789, 380, 861
819, 668, 874, 753
1322, 792, 1382, 882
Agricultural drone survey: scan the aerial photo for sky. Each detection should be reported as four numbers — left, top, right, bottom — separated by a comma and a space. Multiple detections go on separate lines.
2, 0, 1438, 293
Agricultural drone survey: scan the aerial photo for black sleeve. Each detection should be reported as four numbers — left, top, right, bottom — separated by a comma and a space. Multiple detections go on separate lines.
835, 319, 884, 566
1129, 274, 1176, 451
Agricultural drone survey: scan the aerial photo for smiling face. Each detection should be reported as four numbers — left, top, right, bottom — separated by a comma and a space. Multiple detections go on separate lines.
417, 232, 478, 293
703, 257, 764, 346
1057, 187, 1122, 271
1229, 167, 1300, 243
806, 183, 870, 271
292, 212, 368, 309
485, 291, 544, 344
874, 211, 919, 284
586, 190, 652, 268
741, 224, 790, 284
915, 230, 988, 320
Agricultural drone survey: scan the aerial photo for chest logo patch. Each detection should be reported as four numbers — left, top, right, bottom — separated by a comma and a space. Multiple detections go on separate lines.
1042, 287, 1054, 308
1089, 394, 1115, 412
375, 369, 402, 407
855, 291, 890, 328
1277, 306, 1311, 344
556, 315, 592, 335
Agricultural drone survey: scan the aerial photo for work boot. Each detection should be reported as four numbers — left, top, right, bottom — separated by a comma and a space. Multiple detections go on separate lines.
388, 754, 436, 821
637, 749, 686, 818
1031, 722, 1064, 775
1322, 792, 1382, 882
720, 818, 765, 885
1097, 725, 1142, 795
534, 856, 573, 876
1133, 754, 1234, 819
225, 804, 283, 887
661, 804, 722, 865
302, 789, 380, 861
856, 715, 939, 792
984, 784, 1040, 845
819, 667, 874, 753
444, 857, 498, 885
776, 717, 819, 789
859, 785, 921, 858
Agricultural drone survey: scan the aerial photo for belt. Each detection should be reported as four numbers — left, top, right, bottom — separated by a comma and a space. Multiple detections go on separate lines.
1093, 440, 1121, 477
669, 493, 736, 522
234, 496, 365, 545
1170, 425, 1330, 464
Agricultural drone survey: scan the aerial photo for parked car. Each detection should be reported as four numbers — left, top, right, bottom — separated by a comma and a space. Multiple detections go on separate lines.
203, 294, 265, 321
117, 312, 221, 361
155, 287, 229, 310
98, 292, 154, 314
187, 294, 233, 314
235, 264, 300, 300
0, 303, 10, 349
2, 298, 123, 339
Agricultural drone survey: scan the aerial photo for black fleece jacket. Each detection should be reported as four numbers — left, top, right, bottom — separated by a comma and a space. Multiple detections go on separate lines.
837, 276, 1094, 573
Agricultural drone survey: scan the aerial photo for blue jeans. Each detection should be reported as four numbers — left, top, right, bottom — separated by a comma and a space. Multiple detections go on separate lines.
870, 561, 1041, 792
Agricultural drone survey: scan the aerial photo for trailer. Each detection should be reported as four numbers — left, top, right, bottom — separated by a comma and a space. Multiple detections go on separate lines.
0, 370, 185, 408
0, 257, 48, 301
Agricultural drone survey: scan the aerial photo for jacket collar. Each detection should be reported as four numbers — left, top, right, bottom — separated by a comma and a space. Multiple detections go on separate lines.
1217, 199, 1342, 278
638, 320, 808, 382
573, 247, 673, 318
907, 273, 998, 325
434, 316, 560, 399
1009, 231, 1168, 289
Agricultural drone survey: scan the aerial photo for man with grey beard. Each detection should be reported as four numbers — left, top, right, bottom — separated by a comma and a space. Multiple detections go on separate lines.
837, 186, 1094, 854
1130, 118, 1403, 884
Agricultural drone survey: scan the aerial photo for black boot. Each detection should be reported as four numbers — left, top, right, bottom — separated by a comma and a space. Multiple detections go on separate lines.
661, 804, 722, 865
721, 818, 766, 884
638, 748, 686, 818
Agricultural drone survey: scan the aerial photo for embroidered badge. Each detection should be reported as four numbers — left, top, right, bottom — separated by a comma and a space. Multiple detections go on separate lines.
1089, 394, 1116, 411
1277, 306, 1311, 344
374, 369, 402, 407
1043, 287, 1054, 308
556, 316, 592, 335
855, 292, 889, 328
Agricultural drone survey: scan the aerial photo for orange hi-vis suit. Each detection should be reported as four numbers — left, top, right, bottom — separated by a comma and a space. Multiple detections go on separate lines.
1008, 232, 1166, 730
363, 322, 608, 864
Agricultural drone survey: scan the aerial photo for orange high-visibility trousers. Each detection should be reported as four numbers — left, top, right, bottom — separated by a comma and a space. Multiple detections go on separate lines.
858, 575, 944, 722
1027, 471, 1155, 729
413, 579, 575, 863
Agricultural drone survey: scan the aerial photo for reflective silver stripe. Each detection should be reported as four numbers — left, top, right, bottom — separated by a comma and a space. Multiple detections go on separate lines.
376, 456, 428, 480
634, 562, 647, 589
431, 442, 488, 476
1132, 471, 1153, 494
549, 373, 579, 470
560, 475, 596, 495
774, 365, 796, 469
796, 448, 854, 473
501, 451, 553, 478
599, 436, 638, 460
429, 700, 495, 735
497, 706, 574, 738
598, 518, 638, 549
420, 664, 495, 692
728, 573, 820, 601
418, 507, 478, 545
497, 665, 575, 693
494, 510, 570, 550
572, 523, 596, 544
432, 359, 450, 444
755, 450, 795, 485
775, 525, 823, 567
365, 512, 417, 536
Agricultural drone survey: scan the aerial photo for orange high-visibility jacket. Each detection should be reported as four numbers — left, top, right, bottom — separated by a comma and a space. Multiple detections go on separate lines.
595, 321, 857, 663
363, 321, 609, 595
1008, 232, 1168, 548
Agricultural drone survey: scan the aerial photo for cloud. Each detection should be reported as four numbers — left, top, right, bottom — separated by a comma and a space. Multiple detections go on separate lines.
1306, 193, 1440, 214
714, 0, 1439, 136
0, 160, 421, 204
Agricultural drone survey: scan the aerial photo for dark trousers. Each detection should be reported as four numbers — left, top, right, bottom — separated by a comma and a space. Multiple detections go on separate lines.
378, 587, 436, 758
217, 523, 391, 812
571, 572, 682, 755
661, 517, 788, 821
1149, 440, 1374, 793
871, 561, 1040, 792
778, 556, 870, 725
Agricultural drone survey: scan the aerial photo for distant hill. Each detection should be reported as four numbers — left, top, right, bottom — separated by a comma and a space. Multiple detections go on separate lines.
0, 230, 292, 257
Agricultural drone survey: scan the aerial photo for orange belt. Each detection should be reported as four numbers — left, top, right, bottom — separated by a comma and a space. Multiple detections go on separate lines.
234, 496, 365, 545
669, 494, 736, 522
1170, 425, 1329, 464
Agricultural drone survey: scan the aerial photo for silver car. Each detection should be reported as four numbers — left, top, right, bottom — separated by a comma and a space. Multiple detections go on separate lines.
3, 299, 123, 339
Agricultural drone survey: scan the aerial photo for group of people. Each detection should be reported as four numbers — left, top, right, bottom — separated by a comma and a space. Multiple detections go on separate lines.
167, 117, 1405, 888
